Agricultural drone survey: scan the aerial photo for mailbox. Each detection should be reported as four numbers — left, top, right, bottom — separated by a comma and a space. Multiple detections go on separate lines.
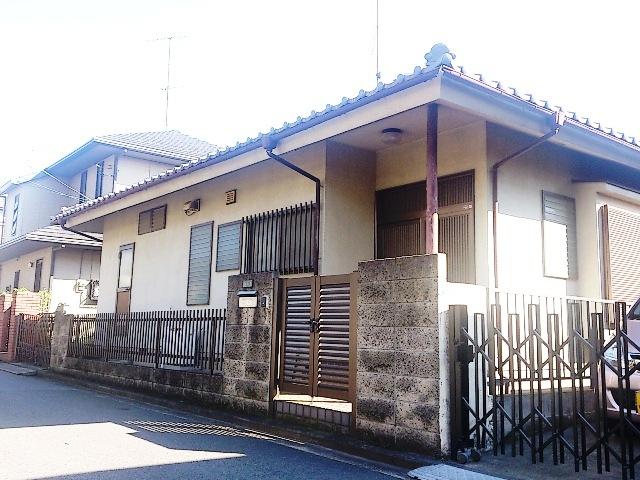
237, 289, 258, 308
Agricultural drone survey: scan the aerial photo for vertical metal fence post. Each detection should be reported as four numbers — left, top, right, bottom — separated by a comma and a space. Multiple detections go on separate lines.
154, 311, 162, 369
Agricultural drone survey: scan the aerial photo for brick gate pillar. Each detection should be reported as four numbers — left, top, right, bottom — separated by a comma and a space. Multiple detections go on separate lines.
222, 272, 277, 414
355, 253, 450, 455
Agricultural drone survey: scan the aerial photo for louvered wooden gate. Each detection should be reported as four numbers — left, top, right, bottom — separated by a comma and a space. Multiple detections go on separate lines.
278, 274, 356, 401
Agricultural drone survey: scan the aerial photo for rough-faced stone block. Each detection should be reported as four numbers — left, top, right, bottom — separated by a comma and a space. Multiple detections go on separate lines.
359, 281, 393, 305
357, 397, 395, 423
245, 361, 269, 381
395, 351, 439, 379
394, 376, 439, 403
223, 358, 245, 379
395, 255, 438, 280
224, 325, 247, 344
358, 350, 394, 374
358, 303, 395, 327
357, 326, 395, 350
356, 418, 396, 446
223, 342, 245, 361
395, 326, 439, 351
357, 372, 395, 399
246, 343, 271, 363
394, 301, 438, 327
358, 259, 396, 283
248, 325, 270, 344
236, 379, 269, 401
394, 426, 440, 454
393, 278, 434, 303
396, 400, 439, 432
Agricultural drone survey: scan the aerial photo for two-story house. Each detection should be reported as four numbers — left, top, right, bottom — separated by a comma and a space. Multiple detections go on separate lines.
0, 130, 216, 313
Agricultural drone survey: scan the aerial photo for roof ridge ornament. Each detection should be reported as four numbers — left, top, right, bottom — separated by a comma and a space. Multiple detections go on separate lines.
425, 43, 456, 71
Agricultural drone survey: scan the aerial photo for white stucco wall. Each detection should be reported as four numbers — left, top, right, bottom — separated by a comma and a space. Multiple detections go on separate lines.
97, 144, 326, 312
1, 179, 70, 242
322, 142, 376, 275
0, 245, 53, 292
113, 156, 176, 193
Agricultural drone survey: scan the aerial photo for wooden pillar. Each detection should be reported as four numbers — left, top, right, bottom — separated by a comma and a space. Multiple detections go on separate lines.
426, 103, 439, 254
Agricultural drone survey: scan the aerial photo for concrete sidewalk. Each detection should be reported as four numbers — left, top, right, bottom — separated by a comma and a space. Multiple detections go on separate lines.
0, 361, 39, 376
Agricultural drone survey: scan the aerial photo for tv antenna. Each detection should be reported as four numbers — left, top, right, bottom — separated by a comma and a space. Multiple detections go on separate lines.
153, 34, 186, 129
375, 0, 381, 83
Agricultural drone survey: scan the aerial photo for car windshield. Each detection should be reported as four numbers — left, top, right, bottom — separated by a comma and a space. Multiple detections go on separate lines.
630, 299, 640, 320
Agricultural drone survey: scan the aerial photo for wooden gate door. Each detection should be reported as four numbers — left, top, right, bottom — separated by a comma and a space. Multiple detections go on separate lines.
279, 274, 356, 401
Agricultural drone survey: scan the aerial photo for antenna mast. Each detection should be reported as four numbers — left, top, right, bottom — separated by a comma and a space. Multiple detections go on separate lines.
376, 0, 381, 83
153, 34, 184, 129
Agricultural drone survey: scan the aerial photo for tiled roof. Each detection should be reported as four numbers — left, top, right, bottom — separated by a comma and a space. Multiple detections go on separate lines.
93, 130, 218, 161
53, 63, 640, 222
0, 225, 102, 252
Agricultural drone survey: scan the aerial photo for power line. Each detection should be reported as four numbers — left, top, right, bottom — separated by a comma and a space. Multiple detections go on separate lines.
41, 169, 88, 201
30, 181, 80, 200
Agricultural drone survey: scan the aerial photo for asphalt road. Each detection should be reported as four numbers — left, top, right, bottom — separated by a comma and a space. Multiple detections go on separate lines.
0, 371, 404, 480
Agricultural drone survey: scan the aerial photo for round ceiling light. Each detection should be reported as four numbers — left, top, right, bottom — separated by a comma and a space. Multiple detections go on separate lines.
380, 127, 404, 145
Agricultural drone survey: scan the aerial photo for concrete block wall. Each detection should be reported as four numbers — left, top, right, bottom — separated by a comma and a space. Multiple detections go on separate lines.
222, 272, 276, 414
355, 254, 446, 455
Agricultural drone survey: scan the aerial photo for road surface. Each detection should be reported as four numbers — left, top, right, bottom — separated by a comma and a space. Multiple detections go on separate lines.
0, 370, 403, 479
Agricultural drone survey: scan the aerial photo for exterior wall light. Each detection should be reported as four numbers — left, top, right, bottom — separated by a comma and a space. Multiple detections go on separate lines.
381, 127, 403, 145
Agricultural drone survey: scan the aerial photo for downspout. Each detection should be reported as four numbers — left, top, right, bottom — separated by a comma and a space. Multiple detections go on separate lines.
491, 111, 564, 289
60, 220, 103, 244
262, 136, 320, 276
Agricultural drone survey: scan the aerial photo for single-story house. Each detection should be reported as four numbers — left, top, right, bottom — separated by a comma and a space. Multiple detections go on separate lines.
54, 45, 640, 313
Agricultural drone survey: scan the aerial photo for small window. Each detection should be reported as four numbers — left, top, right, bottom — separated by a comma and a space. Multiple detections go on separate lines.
117, 244, 135, 290
187, 222, 213, 305
95, 162, 104, 198
542, 191, 577, 279
138, 205, 167, 235
11, 194, 19, 236
216, 221, 242, 271
13, 270, 20, 289
33, 259, 43, 292
79, 170, 88, 202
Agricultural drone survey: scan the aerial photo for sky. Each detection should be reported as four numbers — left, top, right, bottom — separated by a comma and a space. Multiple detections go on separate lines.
1, 0, 639, 182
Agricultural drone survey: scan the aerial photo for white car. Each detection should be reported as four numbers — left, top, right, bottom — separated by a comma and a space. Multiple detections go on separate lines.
604, 298, 640, 420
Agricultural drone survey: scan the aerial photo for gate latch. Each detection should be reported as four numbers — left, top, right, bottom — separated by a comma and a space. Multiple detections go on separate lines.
309, 319, 320, 332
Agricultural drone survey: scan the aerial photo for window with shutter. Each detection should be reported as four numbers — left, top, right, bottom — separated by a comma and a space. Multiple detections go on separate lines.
216, 221, 242, 271
33, 258, 43, 292
95, 162, 104, 198
542, 191, 577, 279
11, 194, 20, 236
187, 222, 213, 305
375, 172, 475, 283
138, 205, 166, 235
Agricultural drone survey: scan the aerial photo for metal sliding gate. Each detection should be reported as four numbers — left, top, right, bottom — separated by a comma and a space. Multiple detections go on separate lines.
450, 295, 640, 479
278, 274, 356, 401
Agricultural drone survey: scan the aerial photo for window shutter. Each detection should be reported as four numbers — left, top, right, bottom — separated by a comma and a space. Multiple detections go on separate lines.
216, 222, 242, 271
138, 206, 166, 235
138, 211, 152, 235
151, 206, 166, 231
542, 191, 577, 279
603, 206, 640, 305
187, 222, 213, 305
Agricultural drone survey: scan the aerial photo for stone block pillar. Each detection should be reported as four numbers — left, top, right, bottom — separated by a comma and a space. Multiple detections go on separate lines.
50, 306, 73, 370
355, 253, 448, 455
223, 272, 277, 414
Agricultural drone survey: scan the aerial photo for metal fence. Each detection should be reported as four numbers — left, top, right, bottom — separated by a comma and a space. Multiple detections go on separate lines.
68, 309, 226, 373
242, 202, 315, 275
15, 313, 55, 367
450, 290, 640, 479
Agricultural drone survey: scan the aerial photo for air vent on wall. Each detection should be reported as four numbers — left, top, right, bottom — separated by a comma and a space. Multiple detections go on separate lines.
225, 189, 237, 205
